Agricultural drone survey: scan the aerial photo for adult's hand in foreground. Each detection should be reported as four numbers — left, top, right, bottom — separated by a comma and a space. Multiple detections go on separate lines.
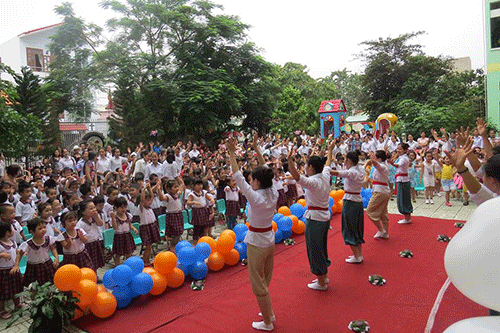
445, 137, 473, 170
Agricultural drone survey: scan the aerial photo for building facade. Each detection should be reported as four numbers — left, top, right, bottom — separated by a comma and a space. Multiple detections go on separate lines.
486, 0, 500, 127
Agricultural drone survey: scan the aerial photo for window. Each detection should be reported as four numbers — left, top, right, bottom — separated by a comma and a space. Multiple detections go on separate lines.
491, 17, 500, 48
26, 47, 44, 72
491, 2, 500, 10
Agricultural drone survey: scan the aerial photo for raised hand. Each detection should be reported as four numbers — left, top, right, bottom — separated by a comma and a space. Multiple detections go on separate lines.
251, 132, 259, 150
445, 137, 473, 169
477, 117, 487, 137
227, 137, 237, 153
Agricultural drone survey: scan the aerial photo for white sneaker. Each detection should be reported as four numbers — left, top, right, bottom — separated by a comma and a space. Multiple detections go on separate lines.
345, 256, 363, 263
312, 278, 330, 284
382, 232, 389, 239
425, 199, 429, 204
436, 192, 442, 197
252, 321, 274, 331
307, 282, 328, 290
430, 199, 434, 204
397, 219, 412, 224
258, 313, 276, 322
374, 230, 387, 238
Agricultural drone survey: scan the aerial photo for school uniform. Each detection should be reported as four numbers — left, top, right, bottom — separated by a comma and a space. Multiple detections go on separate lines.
395, 154, 413, 215
44, 216, 58, 238
299, 165, 332, 276
7, 219, 23, 245
19, 236, 56, 286
422, 160, 439, 188
285, 172, 298, 202
15, 198, 36, 225
274, 178, 287, 208
138, 207, 161, 245
56, 229, 93, 269
366, 162, 391, 224
127, 199, 141, 223
189, 190, 211, 238
0, 240, 23, 300
337, 166, 365, 246
145, 162, 164, 179
164, 193, 184, 237
77, 218, 105, 270
112, 213, 136, 255
224, 186, 240, 217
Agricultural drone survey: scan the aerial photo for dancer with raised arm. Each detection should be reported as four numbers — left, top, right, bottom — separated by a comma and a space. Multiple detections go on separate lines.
227, 135, 278, 332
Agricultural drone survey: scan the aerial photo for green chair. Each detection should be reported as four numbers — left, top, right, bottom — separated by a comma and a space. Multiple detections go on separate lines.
414, 171, 425, 192
157, 214, 166, 238
187, 208, 192, 223
216, 199, 226, 223
103, 229, 115, 252
131, 222, 142, 246
182, 210, 194, 239
23, 226, 32, 240
19, 255, 28, 275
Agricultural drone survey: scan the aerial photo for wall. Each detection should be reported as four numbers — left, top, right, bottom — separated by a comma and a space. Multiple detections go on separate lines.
486, 0, 500, 127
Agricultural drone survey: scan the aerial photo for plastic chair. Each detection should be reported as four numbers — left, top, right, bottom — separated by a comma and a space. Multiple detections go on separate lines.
19, 255, 28, 275
102, 229, 115, 251
182, 210, 194, 239
216, 199, 226, 223
131, 223, 142, 246
157, 214, 166, 238
414, 171, 425, 192
23, 226, 32, 240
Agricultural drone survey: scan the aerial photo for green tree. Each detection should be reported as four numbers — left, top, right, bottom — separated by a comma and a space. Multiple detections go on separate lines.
46, 2, 102, 120
321, 69, 366, 114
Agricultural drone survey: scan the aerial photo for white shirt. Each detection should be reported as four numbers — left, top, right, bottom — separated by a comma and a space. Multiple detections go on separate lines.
163, 162, 180, 180
395, 154, 410, 183
145, 162, 164, 179
15, 199, 36, 224
299, 166, 331, 222
133, 159, 147, 178
188, 190, 208, 208
19, 236, 55, 264
59, 156, 76, 170
0, 239, 18, 269
56, 229, 87, 255
371, 161, 390, 194
109, 156, 127, 172
225, 186, 239, 201
96, 157, 111, 174
164, 193, 182, 213
429, 141, 440, 150
298, 145, 310, 155
76, 217, 101, 243
44, 216, 58, 238
188, 150, 200, 159
337, 166, 365, 202
139, 207, 156, 225
470, 184, 498, 206
407, 140, 418, 151
114, 213, 132, 234
233, 170, 277, 248
472, 135, 484, 149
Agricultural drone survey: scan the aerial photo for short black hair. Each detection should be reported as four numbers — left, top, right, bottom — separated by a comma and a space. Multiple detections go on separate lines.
346, 151, 359, 165
485, 154, 500, 183
307, 156, 327, 174
251, 167, 274, 189
114, 196, 128, 208
0, 221, 12, 239
92, 195, 105, 205
27, 217, 45, 233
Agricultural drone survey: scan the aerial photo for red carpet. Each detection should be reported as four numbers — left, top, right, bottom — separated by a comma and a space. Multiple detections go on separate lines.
75, 213, 486, 333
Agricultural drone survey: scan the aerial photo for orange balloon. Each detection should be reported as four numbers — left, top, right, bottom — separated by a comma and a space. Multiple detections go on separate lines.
245, 222, 250, 228
149, 273, 168, 295
198, 236, 217, 254
96, 285, 107, 293
207, 252, 225, 271
336, 200, 343, 213
272, 221, 278, 233
74, 279, 98, 308
154, 251, 177, 276
333, 190, 345, 201
142, 267, 156, 275
292, 220, 306, 234
297, 199, 307, 207
329, 190, 336, 199
220, 229, 236, 241
90, 292, 117, 319
80, 267, 97, 283
278, 206, 291, 216
217, 234, 235, 255
54, 264, 82, 291
223, 249, 240, 266
166, 268, 185, 288
290, 215, 299, 229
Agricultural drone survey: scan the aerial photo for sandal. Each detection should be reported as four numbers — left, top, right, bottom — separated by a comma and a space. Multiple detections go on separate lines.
0, 311, 12, 319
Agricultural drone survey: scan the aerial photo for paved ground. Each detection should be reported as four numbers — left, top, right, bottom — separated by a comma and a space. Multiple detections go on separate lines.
0, 192, 475, 333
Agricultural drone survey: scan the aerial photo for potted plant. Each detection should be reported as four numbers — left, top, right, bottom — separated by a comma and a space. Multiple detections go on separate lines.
7, 281, 79, 333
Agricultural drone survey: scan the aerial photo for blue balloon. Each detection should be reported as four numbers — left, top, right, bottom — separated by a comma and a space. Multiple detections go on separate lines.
278, 216, 293, 231
362, 197, 369, 209
300, 216, 307, 223
124, 256, 144, 276
328, 197, 335, 208
234, 224, 249, 242
112, 285, 132, 308
112, 265, 133, 287
290, 203, 304, 218
190, 261, 208, 280
274, 229, 283, 243
273, 213, 284, 223
130, 272, 154, 295
234, 242, 247, 260
103, 270, 118, 290
282, 229, 292, 239
177, 246, 196, 266
129, 285, 141, 299
177, 262, 192, 276
329, 207, 333, 216
175, 240, 192, 254
194, 242, 211, 261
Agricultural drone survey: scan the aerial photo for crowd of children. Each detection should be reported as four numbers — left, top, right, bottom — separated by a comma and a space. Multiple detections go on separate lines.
0, 120, 499, 320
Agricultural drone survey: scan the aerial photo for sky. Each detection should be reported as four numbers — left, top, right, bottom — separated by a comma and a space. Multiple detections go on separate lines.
0, 0, 486, 78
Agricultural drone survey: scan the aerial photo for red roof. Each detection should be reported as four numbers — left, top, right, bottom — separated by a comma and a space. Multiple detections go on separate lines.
60, 123, 87, 131
18, 23, 63, 37
318, 100, 346, 113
